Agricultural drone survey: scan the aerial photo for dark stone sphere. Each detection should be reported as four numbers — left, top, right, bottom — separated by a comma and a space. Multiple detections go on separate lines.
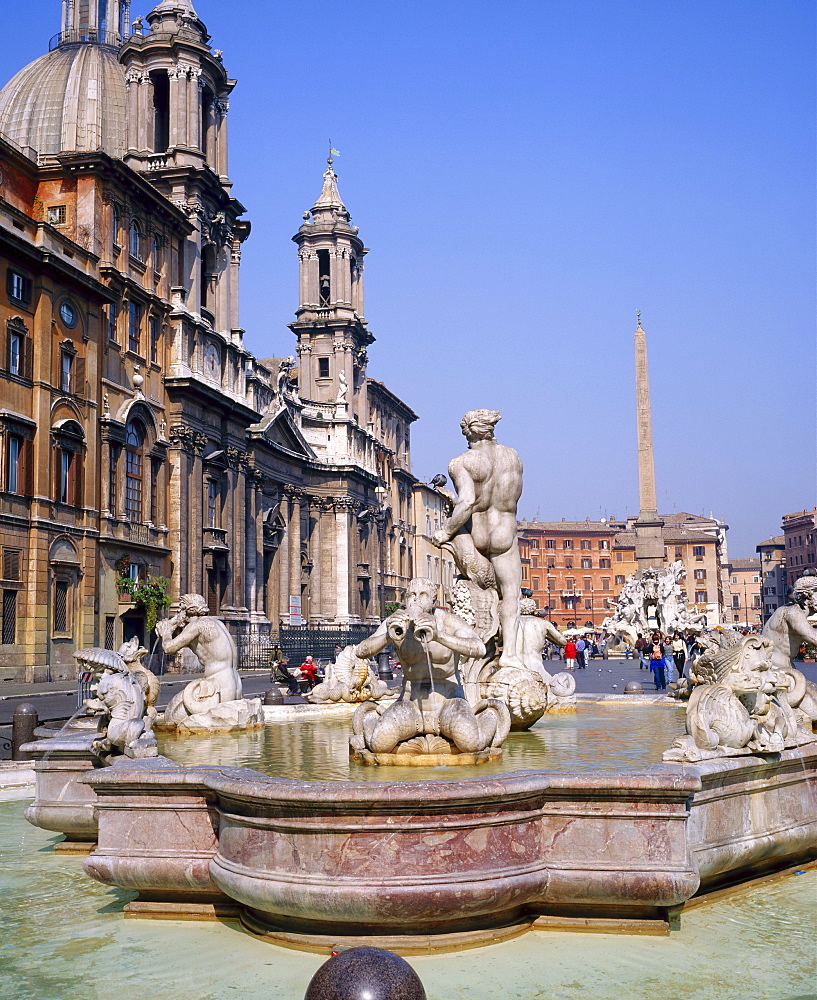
304, 947, 426, 1000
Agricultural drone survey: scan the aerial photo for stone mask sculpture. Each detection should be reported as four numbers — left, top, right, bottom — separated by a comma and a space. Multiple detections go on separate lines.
350, 578, 511, 764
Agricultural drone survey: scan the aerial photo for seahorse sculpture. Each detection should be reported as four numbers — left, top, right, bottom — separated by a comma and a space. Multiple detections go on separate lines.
664, 634, 806, 762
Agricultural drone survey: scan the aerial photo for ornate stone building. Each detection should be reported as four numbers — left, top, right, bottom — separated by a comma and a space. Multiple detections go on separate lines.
0, 0, 420, 680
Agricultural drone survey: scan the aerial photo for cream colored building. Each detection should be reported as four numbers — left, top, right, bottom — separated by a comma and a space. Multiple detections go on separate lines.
609, 512, 728, 626
411, 482, 456, 606
724, 558, 762, 626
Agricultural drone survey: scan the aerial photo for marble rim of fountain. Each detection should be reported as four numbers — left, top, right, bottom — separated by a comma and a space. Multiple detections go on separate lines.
22, 732, 817, 951
80, 753, 704, 944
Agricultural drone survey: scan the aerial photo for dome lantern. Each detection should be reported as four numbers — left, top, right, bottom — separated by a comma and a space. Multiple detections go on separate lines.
51, 0, 128, 51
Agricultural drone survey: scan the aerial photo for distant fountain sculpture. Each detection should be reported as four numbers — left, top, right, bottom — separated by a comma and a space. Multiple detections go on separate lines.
154, 593, 263, 733
308, 645, 393, 705
74, 644, 158, 759
603, 560, 707, 645
663, 633, 815, 762
350, 577, 510, 764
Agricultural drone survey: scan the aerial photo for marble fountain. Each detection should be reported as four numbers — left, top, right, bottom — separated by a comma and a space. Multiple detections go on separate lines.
15, 412, 817, 981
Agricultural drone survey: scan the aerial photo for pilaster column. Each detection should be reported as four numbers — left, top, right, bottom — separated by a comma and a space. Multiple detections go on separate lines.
137, 74, 152, 152
287, 489, 302, 619
333, 496, 358, 622
310, 500, 323, 623
168, 68, 183, 148
215, 99, 229, 176
125, 73, 139, 149
189, 69, 203, 149
329, 249, 341, 306
305, 251, 319, 307
99, 440, 111, 517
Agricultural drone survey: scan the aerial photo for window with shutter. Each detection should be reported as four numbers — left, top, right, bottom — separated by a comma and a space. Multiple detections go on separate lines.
53, 580, 69, 633
22, 438, 33, 496
2, 549, 21, 580
73, 355, 86, 396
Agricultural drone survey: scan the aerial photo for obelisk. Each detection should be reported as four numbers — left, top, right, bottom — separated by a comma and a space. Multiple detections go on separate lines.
633, 312, 664, 571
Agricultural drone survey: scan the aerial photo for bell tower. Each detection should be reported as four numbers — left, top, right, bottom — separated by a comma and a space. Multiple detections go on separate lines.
119, 0, 249, 334
290, 157, 374, 416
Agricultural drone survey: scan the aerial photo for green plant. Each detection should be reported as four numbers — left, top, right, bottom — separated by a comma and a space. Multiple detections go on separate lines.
384, 601, 403, 616
116, 575, 171, 633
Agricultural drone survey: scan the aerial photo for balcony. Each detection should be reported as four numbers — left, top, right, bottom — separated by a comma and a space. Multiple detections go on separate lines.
100, 518, 170, 552
203, 526, 229, 552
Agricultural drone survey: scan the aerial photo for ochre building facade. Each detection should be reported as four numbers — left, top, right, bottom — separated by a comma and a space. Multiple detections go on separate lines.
0, 0, 424, 681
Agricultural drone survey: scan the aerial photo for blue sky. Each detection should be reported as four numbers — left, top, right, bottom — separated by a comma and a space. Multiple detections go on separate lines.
3, 1, 815, 555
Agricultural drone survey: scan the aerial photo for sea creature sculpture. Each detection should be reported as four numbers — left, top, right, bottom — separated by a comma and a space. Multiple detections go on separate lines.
308, 646, 393, 705
350, 578, 510, 765
74, 647, 158, 758
663, 634, 808, 762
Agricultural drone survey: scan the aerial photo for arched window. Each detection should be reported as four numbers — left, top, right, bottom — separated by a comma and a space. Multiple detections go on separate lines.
129, 221, 142, 260
201, 245, 216, 311
125, 420, 145, 522
52, 420, 84, 506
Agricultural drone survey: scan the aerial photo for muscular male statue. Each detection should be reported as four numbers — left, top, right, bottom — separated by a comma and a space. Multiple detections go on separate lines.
762, 573, 817, 720
156, 593, 242, 719
432, 409, 525, 668
352, 578, 507, 756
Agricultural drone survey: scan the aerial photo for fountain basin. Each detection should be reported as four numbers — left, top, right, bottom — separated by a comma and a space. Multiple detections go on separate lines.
22, 734, 106, 842
74, 745, 817, 949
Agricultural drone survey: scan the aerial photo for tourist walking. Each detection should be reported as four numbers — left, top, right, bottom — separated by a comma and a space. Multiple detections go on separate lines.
564, 639, 577, 671
648, 633, 669, 689
575, 636, 587, 669
671, 633, 686, 678
598, 636, 609, 659
635, 634, 647, 670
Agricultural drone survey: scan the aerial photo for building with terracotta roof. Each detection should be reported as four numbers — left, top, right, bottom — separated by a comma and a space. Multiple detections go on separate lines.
724, 557, 762, 626
519, 511, 730, 628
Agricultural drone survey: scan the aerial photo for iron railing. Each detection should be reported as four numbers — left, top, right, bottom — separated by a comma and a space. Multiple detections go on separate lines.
49, 29, 122, 50
235, 623, 381, 671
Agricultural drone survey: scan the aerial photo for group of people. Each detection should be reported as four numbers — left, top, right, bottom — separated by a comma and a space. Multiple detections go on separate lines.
562, 635, 608, 670
632, 632, 688, 690
269, 645, 322, 694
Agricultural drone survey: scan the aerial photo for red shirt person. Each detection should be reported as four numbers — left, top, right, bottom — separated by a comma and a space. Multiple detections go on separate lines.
299, 656, 318, 686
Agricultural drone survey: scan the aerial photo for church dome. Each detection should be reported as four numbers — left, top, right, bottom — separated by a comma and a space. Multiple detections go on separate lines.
0, 41, 127, 158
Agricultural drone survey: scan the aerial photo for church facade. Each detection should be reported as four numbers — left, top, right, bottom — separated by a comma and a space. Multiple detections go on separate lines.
0, 0, 426, 681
